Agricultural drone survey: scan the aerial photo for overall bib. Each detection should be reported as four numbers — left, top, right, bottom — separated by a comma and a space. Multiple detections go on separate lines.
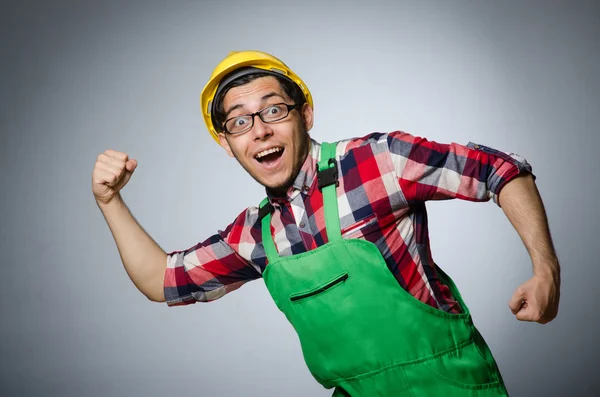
259, 142, 510, 396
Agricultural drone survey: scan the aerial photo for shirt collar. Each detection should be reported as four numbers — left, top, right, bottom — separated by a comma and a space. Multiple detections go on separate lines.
266, 138, 321, 203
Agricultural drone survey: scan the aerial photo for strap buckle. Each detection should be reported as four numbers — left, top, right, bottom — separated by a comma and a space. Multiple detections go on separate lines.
317, 158, 339, 191
258, 201, 274, 220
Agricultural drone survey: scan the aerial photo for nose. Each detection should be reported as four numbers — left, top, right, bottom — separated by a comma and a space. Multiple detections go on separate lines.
250, 115, 273, 141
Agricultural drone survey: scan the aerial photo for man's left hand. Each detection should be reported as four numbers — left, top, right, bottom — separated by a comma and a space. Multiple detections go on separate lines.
508, 271, 560, 324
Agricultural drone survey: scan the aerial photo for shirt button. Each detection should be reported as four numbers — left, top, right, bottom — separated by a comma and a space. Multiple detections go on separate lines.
299, 221, 306, 228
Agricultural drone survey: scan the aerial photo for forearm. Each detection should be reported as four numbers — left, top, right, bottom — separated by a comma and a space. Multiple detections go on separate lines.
498, 174, 560, 279
98, 195, 167, 302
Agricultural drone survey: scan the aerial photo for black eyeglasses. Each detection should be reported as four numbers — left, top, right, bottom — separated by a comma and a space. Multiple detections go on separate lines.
223, 103, 303, 134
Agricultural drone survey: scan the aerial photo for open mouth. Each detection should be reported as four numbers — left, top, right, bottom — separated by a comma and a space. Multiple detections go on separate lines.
255, 147, 284, 166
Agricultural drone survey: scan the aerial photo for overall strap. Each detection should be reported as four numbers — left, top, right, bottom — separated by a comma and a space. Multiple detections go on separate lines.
259, 141, 342, 263
259, 197, 279, 262
317, 142, 342, 242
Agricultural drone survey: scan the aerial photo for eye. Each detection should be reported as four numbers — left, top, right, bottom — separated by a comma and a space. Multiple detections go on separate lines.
267, 106, 281, 115
234, 118, 247, 127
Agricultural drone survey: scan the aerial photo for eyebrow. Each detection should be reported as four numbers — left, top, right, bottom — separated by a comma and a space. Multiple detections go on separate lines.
224, 92, 286, 118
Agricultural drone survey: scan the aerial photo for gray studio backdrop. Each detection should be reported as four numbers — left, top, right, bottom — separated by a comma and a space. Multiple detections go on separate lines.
1, 1, 599, 396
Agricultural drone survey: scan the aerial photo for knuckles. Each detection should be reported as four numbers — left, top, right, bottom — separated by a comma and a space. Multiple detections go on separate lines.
98, 150, 129, 162
96, 153, 127, 170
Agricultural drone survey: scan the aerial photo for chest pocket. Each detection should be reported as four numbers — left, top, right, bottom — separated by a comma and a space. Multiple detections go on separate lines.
290, 272, 349, 302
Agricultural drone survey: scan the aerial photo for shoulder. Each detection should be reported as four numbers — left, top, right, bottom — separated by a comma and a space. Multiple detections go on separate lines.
333, 131, 414, 157
242, 204, 261, 228
219, 205, 262, 238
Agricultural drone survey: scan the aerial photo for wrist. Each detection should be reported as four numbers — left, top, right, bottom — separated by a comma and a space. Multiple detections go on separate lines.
532, 255, 560, 281
96, 194, 124, 212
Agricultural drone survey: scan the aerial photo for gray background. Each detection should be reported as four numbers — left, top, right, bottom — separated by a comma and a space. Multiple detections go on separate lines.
1, 0, 599, 396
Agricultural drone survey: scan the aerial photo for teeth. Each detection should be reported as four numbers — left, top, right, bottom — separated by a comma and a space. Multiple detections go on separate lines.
255, 147, 282, 159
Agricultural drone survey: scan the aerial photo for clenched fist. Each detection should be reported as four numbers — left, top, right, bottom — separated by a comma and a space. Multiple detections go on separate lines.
508, 271, 560, 324
92, 149, 138, 205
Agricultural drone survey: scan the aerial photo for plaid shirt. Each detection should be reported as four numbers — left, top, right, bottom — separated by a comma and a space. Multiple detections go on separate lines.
164, 131, 532, 312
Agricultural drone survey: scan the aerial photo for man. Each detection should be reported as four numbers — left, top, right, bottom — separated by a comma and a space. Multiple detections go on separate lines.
92, 51, 560, 396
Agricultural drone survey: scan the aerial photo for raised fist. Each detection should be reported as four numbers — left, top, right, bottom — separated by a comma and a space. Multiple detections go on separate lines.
92, 149, 138, 205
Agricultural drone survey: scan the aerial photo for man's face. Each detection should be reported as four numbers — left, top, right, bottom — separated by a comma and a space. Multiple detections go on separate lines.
218, 76, 314, 195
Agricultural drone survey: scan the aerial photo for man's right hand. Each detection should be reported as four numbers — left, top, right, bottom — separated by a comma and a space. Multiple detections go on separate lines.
92, 149, 138, 206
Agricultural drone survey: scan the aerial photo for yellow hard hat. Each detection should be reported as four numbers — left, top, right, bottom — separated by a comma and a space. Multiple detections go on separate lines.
200, 50, 313, 144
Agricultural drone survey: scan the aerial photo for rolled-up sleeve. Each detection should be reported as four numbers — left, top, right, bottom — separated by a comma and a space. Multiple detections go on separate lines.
163, 209, 262, 306
388, 131, 533, 206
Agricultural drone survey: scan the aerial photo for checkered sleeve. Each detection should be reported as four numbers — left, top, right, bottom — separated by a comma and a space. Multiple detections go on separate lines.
163, 208, 262, 306
387, 131, 533, 206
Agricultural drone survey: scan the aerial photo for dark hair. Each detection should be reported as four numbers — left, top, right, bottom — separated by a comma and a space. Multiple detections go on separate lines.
212, 72, 306, 133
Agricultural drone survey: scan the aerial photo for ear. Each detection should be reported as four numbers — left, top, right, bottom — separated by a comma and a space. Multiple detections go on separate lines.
301, 103, 314, 132
218, 133, 235, 157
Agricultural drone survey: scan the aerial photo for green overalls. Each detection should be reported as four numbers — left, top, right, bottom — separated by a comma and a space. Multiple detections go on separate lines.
259, 142, 510, 396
